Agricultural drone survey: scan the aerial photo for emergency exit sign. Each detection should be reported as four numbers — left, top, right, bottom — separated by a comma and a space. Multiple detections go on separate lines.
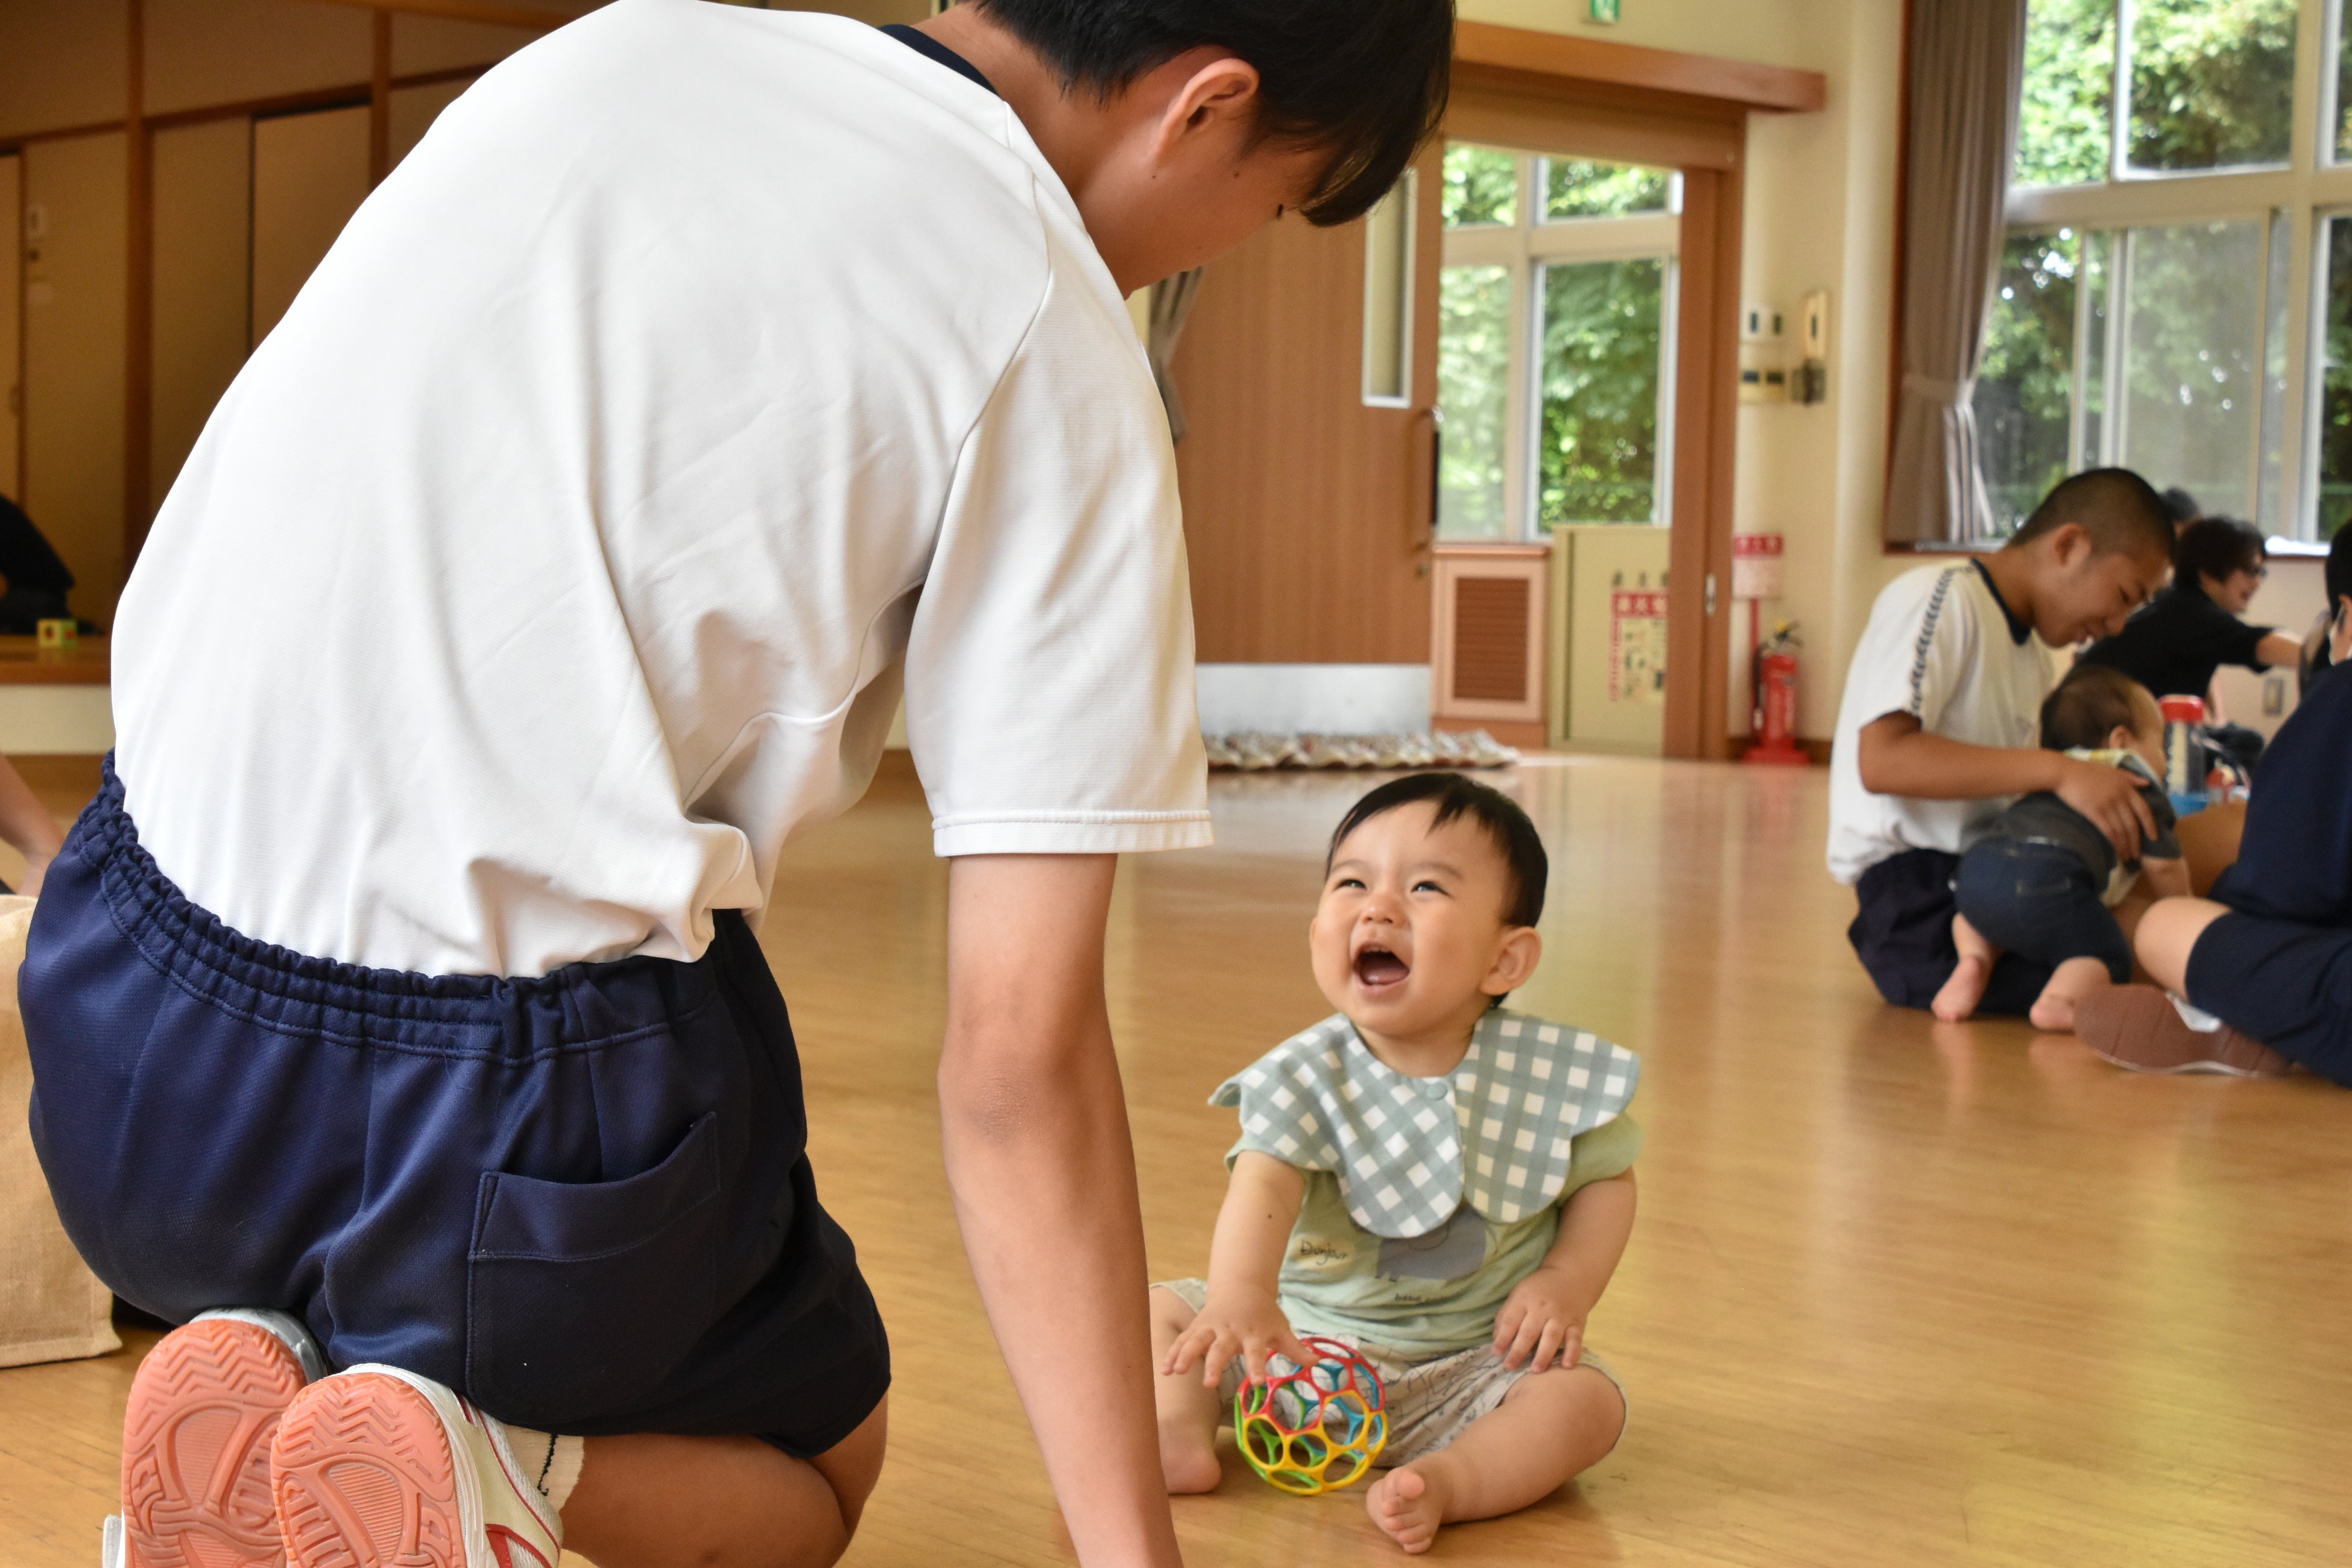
1590, 0, 1620, 21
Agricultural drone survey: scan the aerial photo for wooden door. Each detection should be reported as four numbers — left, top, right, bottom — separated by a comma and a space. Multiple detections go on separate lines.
1169, 143, 1443, 666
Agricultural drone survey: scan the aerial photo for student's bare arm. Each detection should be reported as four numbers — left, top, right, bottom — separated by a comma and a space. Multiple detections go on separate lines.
2139, 855, 2192, 900
1162, 1152, 1312, 1384
1854, 713, 2154, 859
1492, 1171, 1635, 1373
0, 756, 64, 896
2257, 631, 2305, 669
941, 854, 1183, 1568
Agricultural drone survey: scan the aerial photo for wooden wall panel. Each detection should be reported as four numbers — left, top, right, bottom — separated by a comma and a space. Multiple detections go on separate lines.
1, 154, 19, 502
23, 134, 129, 631
250, 106, 371, 349
1170, 144, 1440, 666
150, 118, 253, 517
144, 0, 372, 116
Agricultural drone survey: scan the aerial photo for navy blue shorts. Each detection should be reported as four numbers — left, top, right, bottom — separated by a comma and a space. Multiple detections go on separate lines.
2186, 911, 2352, 1086
1952, 839, 2134, 985
22, 763, 888, 1456
1848, 848, 2054, 1016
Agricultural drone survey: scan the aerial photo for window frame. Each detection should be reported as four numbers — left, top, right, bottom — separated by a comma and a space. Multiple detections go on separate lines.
1999, 0, 2350, 540
1438, 146, 1683, 541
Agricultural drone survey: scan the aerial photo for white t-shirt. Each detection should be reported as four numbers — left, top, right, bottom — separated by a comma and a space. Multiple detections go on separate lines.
113, 0, 1210, 979
1826, 561, 2056, 885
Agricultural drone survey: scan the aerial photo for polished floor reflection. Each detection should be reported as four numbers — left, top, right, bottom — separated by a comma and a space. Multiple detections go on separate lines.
4, 756, 2344, 1567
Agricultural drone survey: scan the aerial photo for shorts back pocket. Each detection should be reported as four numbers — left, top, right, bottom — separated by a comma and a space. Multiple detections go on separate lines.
466, 1112, 722, 1428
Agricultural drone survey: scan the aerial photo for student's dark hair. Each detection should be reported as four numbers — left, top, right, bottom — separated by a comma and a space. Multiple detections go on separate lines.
969, 0, 1453, 226
2330, 519, 2352, 610
2040, 663, 2155, 752
2158, 486, 2202, 527
1326, 772, 1546, 928
2008, 467, 2173, 561
2173, 516, 2266, 586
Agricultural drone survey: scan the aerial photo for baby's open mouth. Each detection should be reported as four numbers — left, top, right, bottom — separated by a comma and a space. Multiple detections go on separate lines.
1354, 946, 1410, 988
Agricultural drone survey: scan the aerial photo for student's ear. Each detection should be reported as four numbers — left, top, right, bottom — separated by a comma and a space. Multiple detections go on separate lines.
1147, 55, 1262, 166
1482, 925, 1543, 996
2046, 521, 2094, 569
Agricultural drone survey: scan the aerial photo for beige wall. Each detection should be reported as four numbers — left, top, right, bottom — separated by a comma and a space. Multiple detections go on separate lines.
1458, 0, 1909, 741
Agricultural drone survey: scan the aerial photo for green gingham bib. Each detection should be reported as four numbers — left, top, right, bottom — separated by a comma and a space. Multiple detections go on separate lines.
1212, 1010, 1641, 1239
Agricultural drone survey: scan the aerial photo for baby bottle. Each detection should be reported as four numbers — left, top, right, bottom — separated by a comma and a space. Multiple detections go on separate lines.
2158, 694, 2206, 803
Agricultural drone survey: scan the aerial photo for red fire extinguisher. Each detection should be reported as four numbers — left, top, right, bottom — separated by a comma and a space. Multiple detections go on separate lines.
1745, 621, 1807, 766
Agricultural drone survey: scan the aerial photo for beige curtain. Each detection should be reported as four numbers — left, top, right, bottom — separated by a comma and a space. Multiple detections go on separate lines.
0, 896, 119, 1368
1147, 268, 1206, 444
1883, 0, 2029, 545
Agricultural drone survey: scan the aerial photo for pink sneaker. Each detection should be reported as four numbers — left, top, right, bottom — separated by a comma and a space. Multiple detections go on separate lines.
269, 1365, 561, 1568
2075, 985, 2295, 1077
114, 1310, 323, 1568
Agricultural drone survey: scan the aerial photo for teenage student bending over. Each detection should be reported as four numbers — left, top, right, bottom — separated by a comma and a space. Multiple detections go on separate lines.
1829, 469, 2177, 1016
21, 4, 1455, 1567
1153, 774, 1640, 1555
2078, 521, 2352, 1079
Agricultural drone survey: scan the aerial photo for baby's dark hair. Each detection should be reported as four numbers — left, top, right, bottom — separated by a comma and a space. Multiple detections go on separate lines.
2040, 664, 2157, 752
2009, 467, 2173, 561
969, 0, 1453, 226
1325, 772, 1546, 928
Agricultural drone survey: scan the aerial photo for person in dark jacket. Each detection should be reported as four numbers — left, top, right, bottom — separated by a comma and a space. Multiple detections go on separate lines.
0, 493, 77, 635
2077, 522, 2352, 1080
2077, 516, 2302, 771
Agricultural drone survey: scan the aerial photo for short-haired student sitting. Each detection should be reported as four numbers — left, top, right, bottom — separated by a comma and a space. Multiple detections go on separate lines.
1930, 665, 2189, 1030
1829, 470, 2177, 1016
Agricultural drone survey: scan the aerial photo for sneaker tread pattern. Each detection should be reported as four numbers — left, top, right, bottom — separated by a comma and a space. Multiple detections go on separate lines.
121, 1320, 306, 1568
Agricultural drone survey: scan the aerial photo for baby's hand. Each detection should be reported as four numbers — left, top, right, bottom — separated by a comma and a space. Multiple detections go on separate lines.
1492, 1265, 1592, 1373
1161, 1285, 1315, 1388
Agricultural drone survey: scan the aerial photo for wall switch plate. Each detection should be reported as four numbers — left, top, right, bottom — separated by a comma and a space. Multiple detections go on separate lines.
2263, 674, 2287, 716
1801, 289, 1830, 359
1740, 302, 1785, 344
1589, 0, 1620, 21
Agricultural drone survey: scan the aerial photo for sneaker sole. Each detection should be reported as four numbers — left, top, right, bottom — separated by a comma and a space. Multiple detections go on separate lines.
271, 1374, 465, 1568
121, 1319, 308, 1568
2078, 985, 2293, 1077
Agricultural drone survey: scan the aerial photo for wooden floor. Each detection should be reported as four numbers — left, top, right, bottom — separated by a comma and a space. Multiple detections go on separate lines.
4, 756, 2348, 1566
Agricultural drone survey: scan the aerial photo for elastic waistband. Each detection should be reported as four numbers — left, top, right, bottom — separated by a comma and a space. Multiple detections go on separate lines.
76, 757, 724, 1061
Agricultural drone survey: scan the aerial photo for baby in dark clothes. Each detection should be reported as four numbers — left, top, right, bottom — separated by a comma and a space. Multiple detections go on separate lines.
1933, 665, 2191, 1030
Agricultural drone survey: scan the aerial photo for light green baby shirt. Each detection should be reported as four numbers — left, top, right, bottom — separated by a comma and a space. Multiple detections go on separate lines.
1214, 1010, 1643, 1362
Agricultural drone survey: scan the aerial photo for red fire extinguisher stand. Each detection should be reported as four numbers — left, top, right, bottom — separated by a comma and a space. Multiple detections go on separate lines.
1734, 534, 1807, 765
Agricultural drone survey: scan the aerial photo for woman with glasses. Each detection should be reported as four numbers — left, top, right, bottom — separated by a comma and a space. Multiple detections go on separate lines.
2079, 515, 2305, 771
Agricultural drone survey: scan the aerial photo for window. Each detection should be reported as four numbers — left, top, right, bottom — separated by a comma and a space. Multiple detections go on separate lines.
1979, 0, 2352, 539
1435, 143, 1679, 541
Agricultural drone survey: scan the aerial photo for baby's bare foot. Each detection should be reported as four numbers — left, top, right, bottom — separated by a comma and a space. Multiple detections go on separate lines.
1932, 954, 1992, 1022
2029, 992, 2081, 1033
1366, 1463, 1451, 1554
1158, 1418, 1221, 1494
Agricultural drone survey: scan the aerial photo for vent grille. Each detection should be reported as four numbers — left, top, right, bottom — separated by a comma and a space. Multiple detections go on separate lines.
1452, 577, 1529, 703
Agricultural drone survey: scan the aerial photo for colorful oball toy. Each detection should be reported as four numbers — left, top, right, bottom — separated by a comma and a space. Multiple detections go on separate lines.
1232, 1335, 1388, 1495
